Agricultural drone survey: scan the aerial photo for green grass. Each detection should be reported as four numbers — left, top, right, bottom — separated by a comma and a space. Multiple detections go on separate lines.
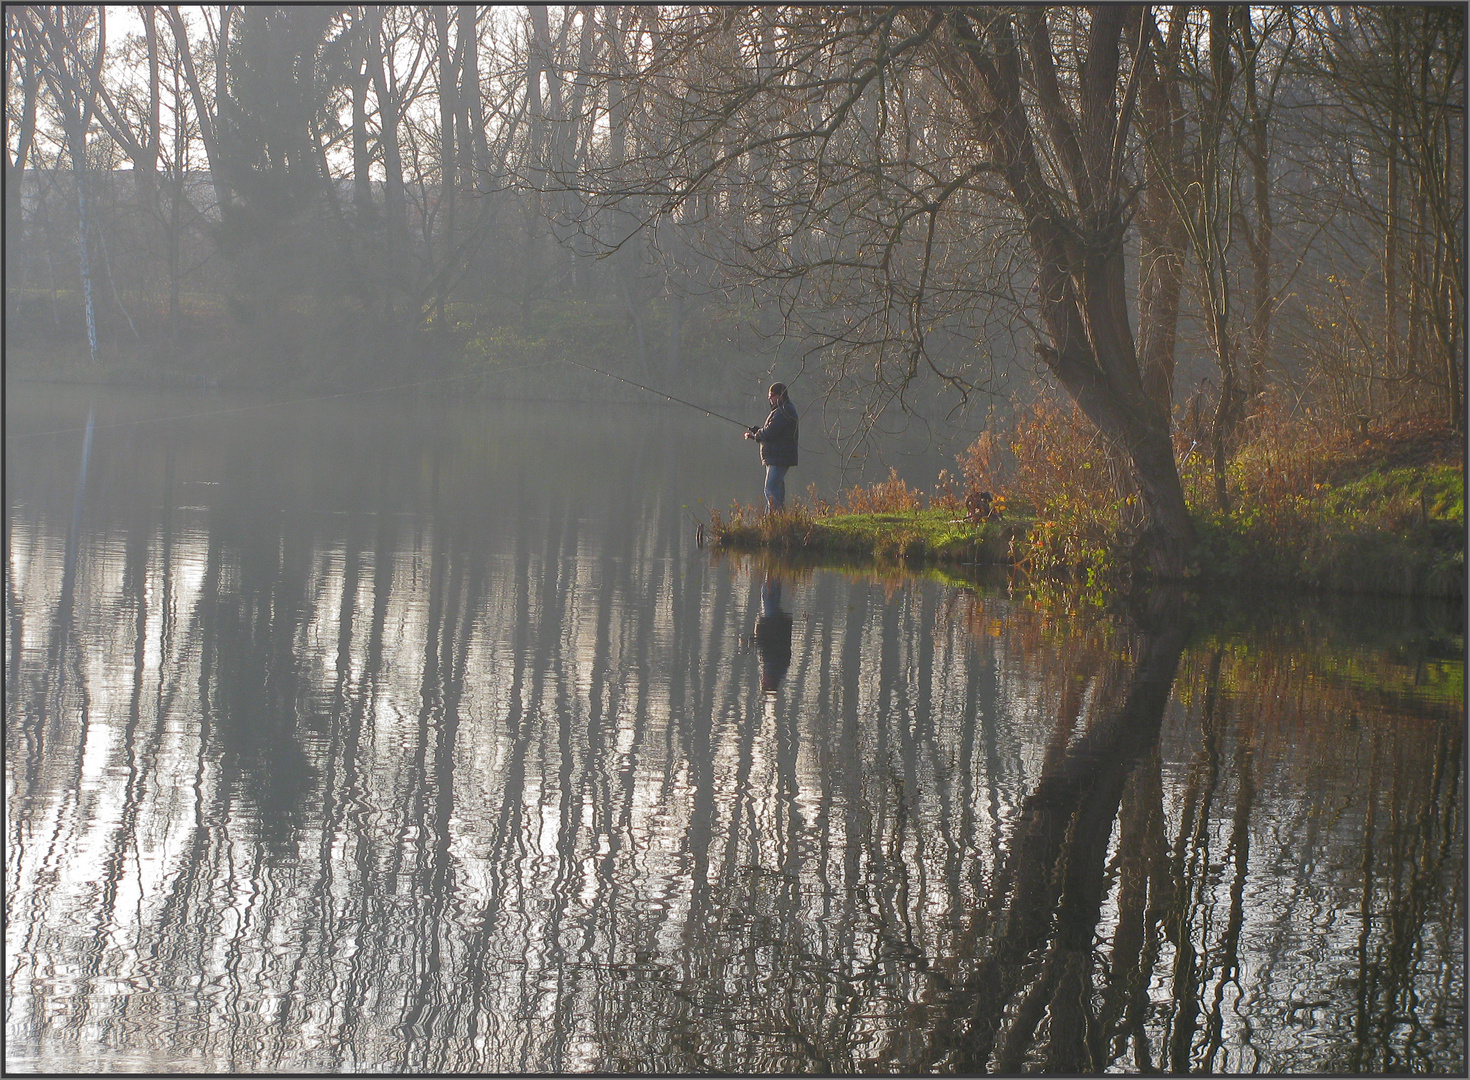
710, 506, 1025, 565
1320, 463, 1463, 525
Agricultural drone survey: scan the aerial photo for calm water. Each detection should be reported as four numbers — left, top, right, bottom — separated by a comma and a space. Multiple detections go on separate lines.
6, 385, 1464, 1074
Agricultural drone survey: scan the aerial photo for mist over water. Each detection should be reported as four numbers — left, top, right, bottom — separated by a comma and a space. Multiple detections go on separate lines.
6, 385, 1464, 1074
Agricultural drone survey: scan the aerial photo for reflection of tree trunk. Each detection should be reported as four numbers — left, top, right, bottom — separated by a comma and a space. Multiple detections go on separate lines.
1090, 744, 1163, 1068
1349, 730, 1382, 1074
1201, 704, 1254, 1072
1164, 647, 1227, 1073
921, 590, 1190, 1073
461, 498, 576, 1032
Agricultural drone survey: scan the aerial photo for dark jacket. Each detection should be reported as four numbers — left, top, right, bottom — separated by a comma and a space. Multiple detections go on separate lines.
754, 399, 798, 467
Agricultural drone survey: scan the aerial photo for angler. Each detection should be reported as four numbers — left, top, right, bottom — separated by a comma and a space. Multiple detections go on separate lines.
743, 382, 798, 512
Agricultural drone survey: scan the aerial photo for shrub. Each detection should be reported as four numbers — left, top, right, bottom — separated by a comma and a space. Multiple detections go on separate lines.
838, 467, 923, 514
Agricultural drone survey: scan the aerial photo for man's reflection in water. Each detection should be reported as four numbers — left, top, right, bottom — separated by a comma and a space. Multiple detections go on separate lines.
754, 573, 793, 693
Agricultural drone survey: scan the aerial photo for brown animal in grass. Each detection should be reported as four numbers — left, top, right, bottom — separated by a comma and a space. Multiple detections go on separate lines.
965, 490, 997, 523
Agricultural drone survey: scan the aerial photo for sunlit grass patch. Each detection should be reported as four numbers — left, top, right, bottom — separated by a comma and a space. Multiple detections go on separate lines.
709, 503, 1022, 565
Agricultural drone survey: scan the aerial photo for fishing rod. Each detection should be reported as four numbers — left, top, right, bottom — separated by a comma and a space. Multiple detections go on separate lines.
559, 357, 756, 430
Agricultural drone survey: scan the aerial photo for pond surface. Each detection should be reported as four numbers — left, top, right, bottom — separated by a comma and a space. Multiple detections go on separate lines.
6, 385, 1464, 1074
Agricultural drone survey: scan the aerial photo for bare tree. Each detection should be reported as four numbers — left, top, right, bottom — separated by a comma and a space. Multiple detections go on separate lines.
1288, 5, 1464, 428
5, 8, 43, 314
1127, 5, 1190, 419
162, 4, 237, 213
1234, 7, 1297, 408
33, 4, 108, 364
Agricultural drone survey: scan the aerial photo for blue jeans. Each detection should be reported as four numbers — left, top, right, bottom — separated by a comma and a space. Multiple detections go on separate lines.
764, 465, 789, 511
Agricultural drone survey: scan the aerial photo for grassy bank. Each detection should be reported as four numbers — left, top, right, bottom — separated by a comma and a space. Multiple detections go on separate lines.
708, 505, 1025, 566
709, 497, 1462, 599
708, 417, 1465, 600
1190, 461, 1463, 597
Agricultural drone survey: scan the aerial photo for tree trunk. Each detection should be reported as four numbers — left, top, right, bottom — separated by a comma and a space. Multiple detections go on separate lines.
433, 5, 457, 328
1238, 10, 1288, 407
1199, 8, 1238, 512
166, 172, 182, 339
365, 5, 409, 319
1129, 7, 1188, 418
666, 287, 684, 375
930, 9, 1198, 576
72, 135, 100, 364
1034, 228, 1197, 578
520, 5, 555, 326
1385, 105, 1401, 377
6, 11, 41, 315
351, 53, 374, 214
34, 6, 106, 363
164, 4, 235, 212
457, 4, 485, 185
132, 4, 162, 213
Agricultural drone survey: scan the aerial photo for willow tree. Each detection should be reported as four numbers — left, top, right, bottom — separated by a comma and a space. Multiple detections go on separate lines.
560, 6, 1197, 576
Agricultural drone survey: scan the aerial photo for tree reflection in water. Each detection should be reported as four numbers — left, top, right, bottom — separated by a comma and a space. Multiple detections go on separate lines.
918, 588, 1191, 1074
5, 458, 1464, 1072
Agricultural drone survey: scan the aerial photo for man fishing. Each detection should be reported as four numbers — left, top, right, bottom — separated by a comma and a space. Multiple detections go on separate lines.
744, 383, 798, 512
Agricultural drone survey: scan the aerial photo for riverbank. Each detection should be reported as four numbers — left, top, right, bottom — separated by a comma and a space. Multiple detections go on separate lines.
708, 423, 1465, 600
707, 506, 1024, 565
710, 504, 1463, 598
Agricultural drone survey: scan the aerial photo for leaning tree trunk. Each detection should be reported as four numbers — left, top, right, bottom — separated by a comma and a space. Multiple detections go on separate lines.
926, 8, 1198, 577
1032, 223, 1197, 579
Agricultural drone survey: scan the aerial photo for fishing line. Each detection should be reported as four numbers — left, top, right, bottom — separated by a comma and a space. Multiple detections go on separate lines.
5, 360, 548, 442
558, 355, 824, 455
557, 356, 754, 429
10, 355, 823, 458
